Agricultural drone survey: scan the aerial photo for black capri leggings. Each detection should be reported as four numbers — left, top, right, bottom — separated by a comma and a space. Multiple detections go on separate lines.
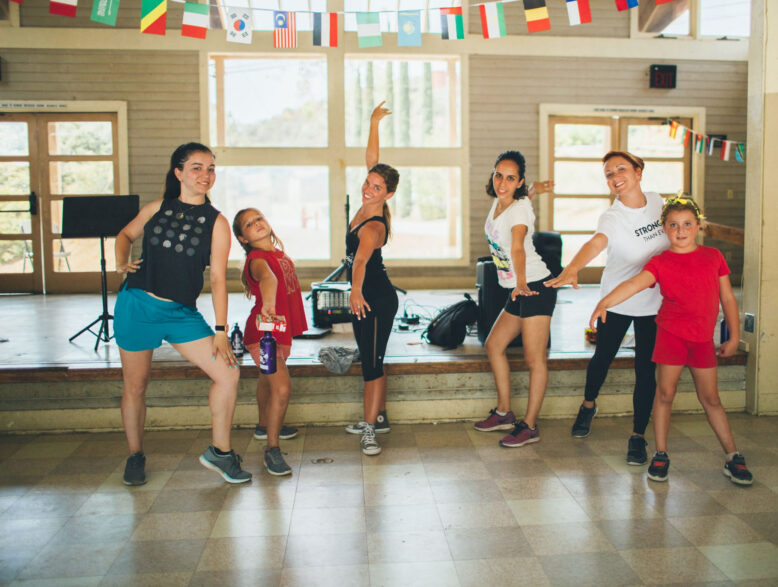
585, 311, 657, 435
352, 290, 399, 382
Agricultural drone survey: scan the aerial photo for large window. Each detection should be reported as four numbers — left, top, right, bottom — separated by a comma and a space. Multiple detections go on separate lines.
209, 53, 464, 266
638, 0, 751, 38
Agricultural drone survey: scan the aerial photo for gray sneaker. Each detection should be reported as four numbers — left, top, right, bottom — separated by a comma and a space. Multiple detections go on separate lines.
360, 423, 382, 456
199, 446, 252, 484
346, 411, 391, 435
264, 446, 292, 476
571, 403, 597, 438
254, 425, 298, 440
123, 452, 146, 486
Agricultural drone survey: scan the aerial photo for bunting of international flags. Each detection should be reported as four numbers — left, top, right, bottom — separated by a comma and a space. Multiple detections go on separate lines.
667, 119, 745, 163
50, 0, 680, 43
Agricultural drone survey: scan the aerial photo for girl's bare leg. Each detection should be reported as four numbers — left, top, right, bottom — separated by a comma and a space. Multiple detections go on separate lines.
518, 315, 552, 428
653, 364, 683, 453
485, 310, 523, 413
119, 348, 154, 454
689, 366, 737, 454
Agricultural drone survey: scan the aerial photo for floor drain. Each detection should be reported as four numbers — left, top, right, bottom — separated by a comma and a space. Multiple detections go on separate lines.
311, 458, 334, 464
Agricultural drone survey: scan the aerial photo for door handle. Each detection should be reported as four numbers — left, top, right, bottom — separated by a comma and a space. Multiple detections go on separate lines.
29, 192, 37, 215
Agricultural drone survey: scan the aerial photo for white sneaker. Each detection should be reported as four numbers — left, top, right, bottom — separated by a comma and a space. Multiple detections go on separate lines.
360, 423, 382, 456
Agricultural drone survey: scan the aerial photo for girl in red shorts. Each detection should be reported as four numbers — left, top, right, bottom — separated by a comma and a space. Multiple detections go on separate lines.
233, 208, 307, 476
589, 197, 753, 486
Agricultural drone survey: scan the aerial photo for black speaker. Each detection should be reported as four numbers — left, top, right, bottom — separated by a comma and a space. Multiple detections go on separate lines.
476, 231, 562, 347
310, 281, 352, 328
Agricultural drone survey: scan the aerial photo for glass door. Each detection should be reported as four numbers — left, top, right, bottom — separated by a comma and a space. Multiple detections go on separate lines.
0, 113, 121, 293
0, 114, 41, 292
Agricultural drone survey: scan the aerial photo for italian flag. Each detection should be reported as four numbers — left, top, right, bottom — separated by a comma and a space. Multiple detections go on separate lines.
480, 2, 506, 39
182, 2, 208, 39
49, 0, 77, 17
141, 0, 167, 35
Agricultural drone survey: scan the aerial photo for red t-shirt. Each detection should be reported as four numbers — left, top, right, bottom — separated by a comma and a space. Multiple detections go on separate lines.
643, 245, 730, 342
243, 249, 307, 347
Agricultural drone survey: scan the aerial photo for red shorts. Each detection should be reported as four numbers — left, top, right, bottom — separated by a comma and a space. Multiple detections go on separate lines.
245, 342, 291, 368
652, 327, 717, 369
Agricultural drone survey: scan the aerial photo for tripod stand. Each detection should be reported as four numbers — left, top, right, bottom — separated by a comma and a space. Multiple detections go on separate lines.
69, 236, 113, 352
61, 194, 139, 352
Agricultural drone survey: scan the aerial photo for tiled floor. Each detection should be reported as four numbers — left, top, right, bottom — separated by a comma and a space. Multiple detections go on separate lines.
1, 414, 776, 586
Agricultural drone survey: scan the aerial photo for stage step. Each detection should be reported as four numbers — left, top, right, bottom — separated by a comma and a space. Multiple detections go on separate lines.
0, 355, 747, 434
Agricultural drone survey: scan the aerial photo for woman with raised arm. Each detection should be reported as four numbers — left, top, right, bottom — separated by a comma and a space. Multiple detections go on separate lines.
114, 142, 250, 486
342, 102, 399, 456
545, 151, 669, 465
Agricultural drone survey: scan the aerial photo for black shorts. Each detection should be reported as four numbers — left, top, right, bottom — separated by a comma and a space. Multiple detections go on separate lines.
503, 275, 556, 318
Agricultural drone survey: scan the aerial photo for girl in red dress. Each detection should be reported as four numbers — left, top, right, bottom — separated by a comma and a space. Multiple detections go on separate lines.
233, 208, 308, 476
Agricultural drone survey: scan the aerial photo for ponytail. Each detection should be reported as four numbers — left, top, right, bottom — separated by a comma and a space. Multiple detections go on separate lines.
382, 202, 392, 240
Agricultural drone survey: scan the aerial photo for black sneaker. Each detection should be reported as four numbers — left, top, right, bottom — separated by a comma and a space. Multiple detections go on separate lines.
723, 453, 754, 486
648, 451, 670, 482
571, 403, 597, 438
346, 410, 391, 435
264, 446, 292, 476
254, 425, 298, 440
122, 452, 146, 486
627, 435, 648, 466
199, 446, 252, 484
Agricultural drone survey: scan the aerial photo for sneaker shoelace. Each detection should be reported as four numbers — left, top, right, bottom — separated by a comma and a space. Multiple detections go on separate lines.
267, 448, 287, 465
361, 424, 377, 445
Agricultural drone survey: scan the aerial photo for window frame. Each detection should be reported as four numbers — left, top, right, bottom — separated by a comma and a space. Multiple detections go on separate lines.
205, 50, 470, 270
630, 0, 751, 41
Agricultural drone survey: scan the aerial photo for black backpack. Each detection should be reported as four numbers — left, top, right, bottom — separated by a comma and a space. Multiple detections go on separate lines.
422, 294, 479, 350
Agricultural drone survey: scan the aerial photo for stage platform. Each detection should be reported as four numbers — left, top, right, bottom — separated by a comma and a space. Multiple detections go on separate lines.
0, 288, 747, 434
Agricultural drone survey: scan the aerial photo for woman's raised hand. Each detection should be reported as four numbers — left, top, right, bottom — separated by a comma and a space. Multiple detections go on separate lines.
528, 180, 554, 200
370, 101, 392, 125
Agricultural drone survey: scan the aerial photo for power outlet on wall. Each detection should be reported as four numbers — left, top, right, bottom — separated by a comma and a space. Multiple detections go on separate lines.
744, 313, 754, 333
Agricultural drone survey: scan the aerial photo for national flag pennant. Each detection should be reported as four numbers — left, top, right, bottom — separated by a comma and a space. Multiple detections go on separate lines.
91, 0, 120, 26
140, 0, 166, 35
274, 11, 297, 48
565, 0, 591, 26
669, 120, 679, 139
313, 12, 337, 47
656, 0, 675, 3
356, 12, 382, 48
480, 2, 506, 39
440, 7, 464, 40
720, 140, 731, 161
683, 128, 692, 148
227, 10, 252, 44
694, 134, 704, 154
615, 0, 638, 10
181, 1, 209, 39
734, 143, 745, 162
398, 10, 422, 46
524, 0, 551, 33
707, 136, 716, 156
50, 0, 78, 17
10, 0, 22, 4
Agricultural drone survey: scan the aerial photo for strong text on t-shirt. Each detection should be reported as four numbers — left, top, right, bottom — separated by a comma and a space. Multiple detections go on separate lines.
634, 220, 664, 243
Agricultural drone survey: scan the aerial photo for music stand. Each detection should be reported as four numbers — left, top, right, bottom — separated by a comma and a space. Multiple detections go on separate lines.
63, 195, 139, 351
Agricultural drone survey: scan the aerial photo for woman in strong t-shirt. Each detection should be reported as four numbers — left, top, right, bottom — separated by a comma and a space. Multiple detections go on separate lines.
545, 151, 669, 466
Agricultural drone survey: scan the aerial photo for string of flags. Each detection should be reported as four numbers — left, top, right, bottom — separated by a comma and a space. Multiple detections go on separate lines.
668, 120, 746, 163
25, 0, 681, 46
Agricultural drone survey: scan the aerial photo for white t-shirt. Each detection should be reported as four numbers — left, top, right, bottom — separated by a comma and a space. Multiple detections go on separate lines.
596, 191, 669, 316
484, 197, 550, 289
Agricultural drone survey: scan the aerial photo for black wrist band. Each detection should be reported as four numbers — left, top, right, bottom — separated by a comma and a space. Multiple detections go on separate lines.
214, 325, 226, 332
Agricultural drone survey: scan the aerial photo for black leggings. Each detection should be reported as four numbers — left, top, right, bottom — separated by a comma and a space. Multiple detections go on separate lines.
585, 311, 657, 435
352, 291, 398, 382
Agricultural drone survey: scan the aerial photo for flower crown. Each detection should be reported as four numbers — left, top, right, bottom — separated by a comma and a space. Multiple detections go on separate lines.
662, 192, 706, 222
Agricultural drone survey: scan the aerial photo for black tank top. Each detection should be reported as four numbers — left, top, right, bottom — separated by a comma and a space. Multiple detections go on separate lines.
125, 197, 220, 307
345, 215, 394, 302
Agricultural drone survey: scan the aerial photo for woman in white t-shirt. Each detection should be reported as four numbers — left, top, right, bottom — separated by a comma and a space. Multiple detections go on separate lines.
545, 151, 669, 466
474, 150, 558, 448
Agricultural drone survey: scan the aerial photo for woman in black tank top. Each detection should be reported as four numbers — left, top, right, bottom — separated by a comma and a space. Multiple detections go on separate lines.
345, 102, 400, 457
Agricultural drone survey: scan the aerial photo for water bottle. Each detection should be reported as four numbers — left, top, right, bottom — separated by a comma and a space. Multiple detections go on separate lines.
720, 318, 730, 344
230, 323, 244, 357
259, 331, 277, 374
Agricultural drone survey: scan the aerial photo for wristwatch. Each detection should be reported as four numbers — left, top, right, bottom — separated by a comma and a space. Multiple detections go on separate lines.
214, 325, 226, 332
